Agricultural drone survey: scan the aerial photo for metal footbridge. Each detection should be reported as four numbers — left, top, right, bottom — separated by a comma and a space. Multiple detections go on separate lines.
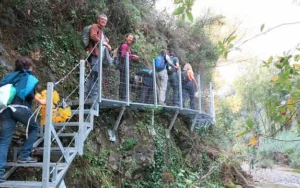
0, 38, 215, 187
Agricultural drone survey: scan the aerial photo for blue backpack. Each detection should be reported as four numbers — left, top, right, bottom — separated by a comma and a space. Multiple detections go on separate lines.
155, 55, 166, 72
0, 69, 39, 100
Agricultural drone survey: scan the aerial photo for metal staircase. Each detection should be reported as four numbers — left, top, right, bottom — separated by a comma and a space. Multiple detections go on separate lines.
0, 36, 216, 187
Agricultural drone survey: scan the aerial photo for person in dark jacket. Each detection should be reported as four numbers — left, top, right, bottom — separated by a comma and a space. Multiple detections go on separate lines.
0, 57, 45, 182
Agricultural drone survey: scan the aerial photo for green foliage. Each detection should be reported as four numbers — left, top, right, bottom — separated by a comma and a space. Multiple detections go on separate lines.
173, 0, 195, 22
121, 138, 137, 151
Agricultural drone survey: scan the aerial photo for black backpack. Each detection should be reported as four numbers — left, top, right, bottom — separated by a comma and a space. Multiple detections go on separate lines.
112, 43, 124, 69
181, 70, 189, 83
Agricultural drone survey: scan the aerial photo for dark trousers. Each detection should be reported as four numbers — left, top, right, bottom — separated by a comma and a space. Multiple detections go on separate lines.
182, 81, 195, 109
119, 63, 127, 100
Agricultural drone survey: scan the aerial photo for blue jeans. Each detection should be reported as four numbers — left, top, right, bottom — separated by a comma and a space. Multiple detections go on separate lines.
165, 72, 179, 106
85, 55, 100, 101
182, 81, 195, 109
84, 71, 99, 101
0, 107, 39, 176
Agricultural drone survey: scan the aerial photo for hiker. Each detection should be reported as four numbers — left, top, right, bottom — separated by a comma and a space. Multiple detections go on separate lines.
118, 33, 139, 101
136, 69, 154, 104
0, 57, 45, 182
182, 63, 198, 109
249, 155, 255, 170
85, 14, 111, 102
165, 52, 180, 106
155, 50, 174, 105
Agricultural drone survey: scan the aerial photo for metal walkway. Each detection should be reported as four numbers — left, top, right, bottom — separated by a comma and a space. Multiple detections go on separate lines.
0, 36, 215, 187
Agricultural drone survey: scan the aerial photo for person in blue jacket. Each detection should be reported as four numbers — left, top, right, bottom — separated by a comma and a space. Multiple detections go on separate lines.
0, 57, 45, 182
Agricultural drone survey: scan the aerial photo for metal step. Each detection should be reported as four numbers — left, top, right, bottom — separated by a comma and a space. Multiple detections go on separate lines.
5, 162, 66, 169
0, 181, 55, 188
53, 122, 80, 127
37, 133, 77, 137
71, 109, 91, 115
32, 147, 77, 156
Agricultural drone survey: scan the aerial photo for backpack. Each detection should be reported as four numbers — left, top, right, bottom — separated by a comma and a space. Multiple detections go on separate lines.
82, 24, 104, 49
136, 68, 152, 76
181, 70, 189, 83
167, 56, 179, 74
112, 43, 123, 69
0, 84, 16, 111
0, 69, 39, 101
82, 25, 92, 49
155, 55, 166, 72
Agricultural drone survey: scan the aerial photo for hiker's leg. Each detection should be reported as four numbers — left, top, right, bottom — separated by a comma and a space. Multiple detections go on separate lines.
89, 71, 99, 101
182, 87, 188, 108
140, 85, 147, 103
0, 109, 17, 176
12, 108, 39, 159
173, 72, 179, 106
158, 69, 168, 104
84, 77, 92, 99
188, 82, 195, 109
165, 77, 171, 104
119, 63, 126, 100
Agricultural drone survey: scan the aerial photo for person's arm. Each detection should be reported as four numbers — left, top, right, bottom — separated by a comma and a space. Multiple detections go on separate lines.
34, 95, 46, 105
103, 41, 111, 51
165, 55, 175, 68
121, 44, 139, 61
90, 24, 101, 43
174, 57, 180, 70
188, 70, 198, 89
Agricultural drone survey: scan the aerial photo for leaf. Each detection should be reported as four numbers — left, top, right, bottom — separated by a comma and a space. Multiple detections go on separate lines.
274, 63, 282, 69
248, 136, 257, 147
267, 56, 273, 63
174, 0, 183, 4
236, 130, 251, 138
246, 118, 254, 128
291, 92, 300, 101
173, 6, 185, 15
294, 55, 300, 62
186, 10, 194, 22
227, 35, 237, 44
260, 24, 265, 32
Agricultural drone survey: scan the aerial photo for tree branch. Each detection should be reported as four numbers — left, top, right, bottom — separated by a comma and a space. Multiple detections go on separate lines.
235, 21, 300, 49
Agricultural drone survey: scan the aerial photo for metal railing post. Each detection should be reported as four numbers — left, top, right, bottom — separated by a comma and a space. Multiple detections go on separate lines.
98, 33, 104, 103
197, 75, 202, 113
210, 82, 216, 123
153, 59, 157, 107
178, 67, 183, 110
209, 82, 215, 121
42, 82, 54, 188
126, 52, 130, 106
78, 60, 85, 156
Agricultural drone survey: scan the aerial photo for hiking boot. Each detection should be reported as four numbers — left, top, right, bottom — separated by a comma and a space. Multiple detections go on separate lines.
18, 156, 37, 163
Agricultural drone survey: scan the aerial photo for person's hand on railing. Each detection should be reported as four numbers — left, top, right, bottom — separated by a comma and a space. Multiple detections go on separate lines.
102, 41, 111, 51
132, 54, 139, 61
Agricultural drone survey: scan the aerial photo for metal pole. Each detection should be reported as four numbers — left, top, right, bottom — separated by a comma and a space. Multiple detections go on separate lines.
42, 82, 54, 188
78, 60, 85, 156
98, 33, 104, 103
211, 82, 216, 123
178, 67, 183, 110
209, 82, 215, 119
197, 75, 201, 113
153, 59, 157, 107
126, 52, 130, 106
